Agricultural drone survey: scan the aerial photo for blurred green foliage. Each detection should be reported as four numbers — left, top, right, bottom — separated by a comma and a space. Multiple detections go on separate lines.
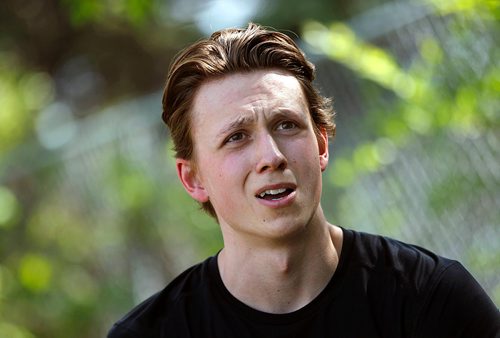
304, 16, 498, 184
303, 0, 499, 307
63, 0, 155, 26
0, 0, 498, 337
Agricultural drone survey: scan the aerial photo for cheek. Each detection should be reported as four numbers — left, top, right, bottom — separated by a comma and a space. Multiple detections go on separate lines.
204, 153, 251, 197
287, 142, 324, 192
286, 140, 320, 169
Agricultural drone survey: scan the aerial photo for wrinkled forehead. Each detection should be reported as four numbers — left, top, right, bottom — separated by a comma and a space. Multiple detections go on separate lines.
191, 70, 307, 121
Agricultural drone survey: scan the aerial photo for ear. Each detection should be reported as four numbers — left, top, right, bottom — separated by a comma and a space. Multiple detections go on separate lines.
317, 128, 329, 172
176, 158, 209, 203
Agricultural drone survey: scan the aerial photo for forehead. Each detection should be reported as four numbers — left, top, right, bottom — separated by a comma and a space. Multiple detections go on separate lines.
198, 70, 301, 100
191, 70, 307, 123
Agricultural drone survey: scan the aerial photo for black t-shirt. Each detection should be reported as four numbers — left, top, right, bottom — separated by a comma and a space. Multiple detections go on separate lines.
108, 229, 500, 337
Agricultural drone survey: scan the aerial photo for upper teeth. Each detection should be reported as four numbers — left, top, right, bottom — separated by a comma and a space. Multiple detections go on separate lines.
259, 188, 286, 198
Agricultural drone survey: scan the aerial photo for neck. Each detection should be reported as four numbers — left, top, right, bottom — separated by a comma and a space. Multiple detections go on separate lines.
217, 215, 343, 314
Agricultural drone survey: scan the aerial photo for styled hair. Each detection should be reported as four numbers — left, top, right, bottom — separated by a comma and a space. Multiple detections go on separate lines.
162, 23, 335, 218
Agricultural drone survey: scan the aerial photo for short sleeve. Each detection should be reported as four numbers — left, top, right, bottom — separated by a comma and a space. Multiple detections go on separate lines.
107, 324, 139, 338
414, 262, 500, 338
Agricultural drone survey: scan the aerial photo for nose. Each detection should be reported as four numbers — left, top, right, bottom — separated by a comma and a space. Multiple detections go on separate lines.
255, 133, 287, 173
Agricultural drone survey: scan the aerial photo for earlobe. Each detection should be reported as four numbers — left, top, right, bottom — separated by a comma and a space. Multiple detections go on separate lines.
318, 128, 329, 172
176, 159, 209, 203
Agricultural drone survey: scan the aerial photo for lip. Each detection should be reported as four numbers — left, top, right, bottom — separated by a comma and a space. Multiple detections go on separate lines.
254, 183, 297, 209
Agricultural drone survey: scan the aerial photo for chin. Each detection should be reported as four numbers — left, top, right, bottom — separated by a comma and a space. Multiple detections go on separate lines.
261, 217, 310, 240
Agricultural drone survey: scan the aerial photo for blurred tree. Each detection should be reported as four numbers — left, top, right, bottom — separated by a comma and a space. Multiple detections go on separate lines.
0, 0, 498, 337
0, 0, 203, 337
302, 0, 499, 304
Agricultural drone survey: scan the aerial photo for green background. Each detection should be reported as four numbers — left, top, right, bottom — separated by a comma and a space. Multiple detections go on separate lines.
0, 0, 498, 336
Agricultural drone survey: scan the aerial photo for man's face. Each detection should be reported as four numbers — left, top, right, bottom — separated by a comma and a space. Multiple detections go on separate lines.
177, 69, 329, 243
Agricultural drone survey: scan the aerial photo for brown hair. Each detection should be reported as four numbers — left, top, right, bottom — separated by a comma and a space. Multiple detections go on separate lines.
162, 23, 335, 218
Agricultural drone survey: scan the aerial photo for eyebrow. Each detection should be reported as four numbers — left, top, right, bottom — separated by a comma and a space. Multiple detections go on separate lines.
215, 108, 307, 142
274, 108, 306, 121
216, 114, 257, 141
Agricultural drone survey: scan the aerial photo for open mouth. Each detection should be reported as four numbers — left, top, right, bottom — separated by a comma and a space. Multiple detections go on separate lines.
256, 188, 295, 201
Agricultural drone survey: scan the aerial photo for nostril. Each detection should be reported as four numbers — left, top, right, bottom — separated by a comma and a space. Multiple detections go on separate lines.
255, 135, 287, 173
257, 156, 287, 173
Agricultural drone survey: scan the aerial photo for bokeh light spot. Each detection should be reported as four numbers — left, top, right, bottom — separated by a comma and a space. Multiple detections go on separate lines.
0, 187, 19, 227
18, 254, 53, 293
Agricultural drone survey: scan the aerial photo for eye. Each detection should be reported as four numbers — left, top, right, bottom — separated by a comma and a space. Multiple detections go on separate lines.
276, 121, 297, 131
225, 132, 246, 144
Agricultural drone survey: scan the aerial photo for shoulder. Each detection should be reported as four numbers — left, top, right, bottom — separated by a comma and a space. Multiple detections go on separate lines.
107, 256, 216, 338
344, 228, 454, 282
415, 260, 500, 337
342, 228, 500, 336
340, 229, 456, 313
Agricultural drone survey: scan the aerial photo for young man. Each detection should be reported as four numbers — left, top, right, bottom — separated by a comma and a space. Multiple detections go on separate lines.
108, 23, 499, 337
